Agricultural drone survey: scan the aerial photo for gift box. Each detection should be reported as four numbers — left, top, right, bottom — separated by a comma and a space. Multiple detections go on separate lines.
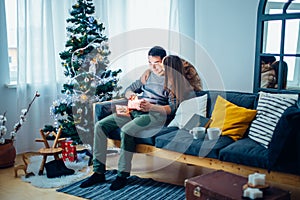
61, 140, 77, 162
116, 96, 142, 117
116, 104, 130, 116
127, 95, 141, 110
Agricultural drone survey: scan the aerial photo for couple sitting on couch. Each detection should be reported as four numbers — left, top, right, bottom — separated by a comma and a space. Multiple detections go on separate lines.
80, 46, 202, 190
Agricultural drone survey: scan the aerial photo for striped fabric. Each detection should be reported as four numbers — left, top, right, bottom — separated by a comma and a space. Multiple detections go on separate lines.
248, 95, 297, 148
57, 170, 185, 200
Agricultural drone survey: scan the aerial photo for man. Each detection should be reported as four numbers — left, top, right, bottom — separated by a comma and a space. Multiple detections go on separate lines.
80, 46, 176, 190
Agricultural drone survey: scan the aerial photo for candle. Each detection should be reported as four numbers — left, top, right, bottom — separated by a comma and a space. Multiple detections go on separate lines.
243, 188, 263, 199
248, 173, 266, 186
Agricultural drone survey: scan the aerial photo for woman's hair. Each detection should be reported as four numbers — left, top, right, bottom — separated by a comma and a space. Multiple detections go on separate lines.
163, 55, 194, 106
181, 58, 203, 91
148, 46, 167, 60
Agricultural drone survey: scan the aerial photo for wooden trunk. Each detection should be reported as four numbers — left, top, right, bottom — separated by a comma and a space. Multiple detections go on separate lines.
185, 170, 290, 200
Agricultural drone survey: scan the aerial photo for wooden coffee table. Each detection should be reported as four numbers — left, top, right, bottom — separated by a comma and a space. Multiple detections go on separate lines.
185, 170, 290, 200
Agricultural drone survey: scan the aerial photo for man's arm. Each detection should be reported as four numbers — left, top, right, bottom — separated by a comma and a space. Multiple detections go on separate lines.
124, 81, 141, 99
124, 69, 151, 99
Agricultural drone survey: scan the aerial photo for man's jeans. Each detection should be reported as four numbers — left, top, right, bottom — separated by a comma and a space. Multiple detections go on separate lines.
93, 110, 166, 178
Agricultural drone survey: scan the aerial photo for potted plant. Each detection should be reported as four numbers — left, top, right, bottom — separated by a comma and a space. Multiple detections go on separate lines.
0, 91, 40, 168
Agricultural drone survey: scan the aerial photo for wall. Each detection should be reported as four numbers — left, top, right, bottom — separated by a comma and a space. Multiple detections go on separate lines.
195, 0, 260, 92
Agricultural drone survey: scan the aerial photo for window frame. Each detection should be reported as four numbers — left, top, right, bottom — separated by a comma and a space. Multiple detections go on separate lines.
254, 0, 300, 94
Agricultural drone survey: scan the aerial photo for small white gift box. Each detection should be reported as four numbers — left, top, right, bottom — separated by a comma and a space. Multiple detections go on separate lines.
248, 173, 266, 186
243, 187, 263, 199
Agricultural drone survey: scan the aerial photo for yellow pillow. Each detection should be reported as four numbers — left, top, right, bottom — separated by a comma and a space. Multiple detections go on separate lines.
209, 95, 257, 141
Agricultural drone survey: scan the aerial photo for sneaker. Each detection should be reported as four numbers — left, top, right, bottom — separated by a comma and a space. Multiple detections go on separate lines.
79, 172, 105, 188
109, 176, 127, 190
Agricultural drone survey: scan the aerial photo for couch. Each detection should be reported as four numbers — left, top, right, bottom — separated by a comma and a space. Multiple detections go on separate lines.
93, 90, 300, 187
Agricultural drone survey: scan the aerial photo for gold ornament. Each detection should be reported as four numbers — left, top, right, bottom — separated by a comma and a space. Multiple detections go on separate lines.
80, 94, 88, 103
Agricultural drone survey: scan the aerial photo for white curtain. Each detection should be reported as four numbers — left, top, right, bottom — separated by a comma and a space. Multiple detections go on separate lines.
0, 0, 10, 83
15, 0, 74, 153
169, 0, 196, 64
96, 0, 174, 90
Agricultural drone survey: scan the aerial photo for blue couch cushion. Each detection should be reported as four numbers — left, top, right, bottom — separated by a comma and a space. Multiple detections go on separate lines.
155, 129, 234, 158
106, 126, 178, 145
219, 138, 269, 169
205, 91, 258, 117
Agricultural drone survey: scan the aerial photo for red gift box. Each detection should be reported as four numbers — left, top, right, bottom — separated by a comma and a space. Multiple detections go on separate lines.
61, 140, 77, 162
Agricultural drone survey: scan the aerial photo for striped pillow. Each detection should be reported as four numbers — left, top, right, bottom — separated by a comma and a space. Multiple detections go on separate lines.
248, 94, 297, 148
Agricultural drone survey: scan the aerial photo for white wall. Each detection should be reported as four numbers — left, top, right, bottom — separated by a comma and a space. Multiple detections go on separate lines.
195, 0, 259, 92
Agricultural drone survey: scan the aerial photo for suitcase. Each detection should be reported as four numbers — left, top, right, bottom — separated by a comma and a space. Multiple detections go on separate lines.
185, 170, 290, 200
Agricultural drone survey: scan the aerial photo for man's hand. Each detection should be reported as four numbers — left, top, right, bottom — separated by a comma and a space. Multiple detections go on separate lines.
125, 90, 137, 99
139, 99, 152, 112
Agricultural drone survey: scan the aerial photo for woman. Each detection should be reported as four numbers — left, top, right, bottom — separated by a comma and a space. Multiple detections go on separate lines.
162, 55, 195, 108
139, 55, 196, 115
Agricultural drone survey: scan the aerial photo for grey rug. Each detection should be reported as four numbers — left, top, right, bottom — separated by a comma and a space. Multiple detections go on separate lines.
57, 170, 185, 200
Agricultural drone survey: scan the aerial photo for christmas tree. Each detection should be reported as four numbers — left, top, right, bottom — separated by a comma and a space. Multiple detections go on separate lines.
47, 0, 122, 145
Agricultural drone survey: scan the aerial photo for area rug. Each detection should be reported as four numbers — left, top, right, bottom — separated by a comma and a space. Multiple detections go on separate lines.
21, 154, 90, 188
57, 170, 185, 200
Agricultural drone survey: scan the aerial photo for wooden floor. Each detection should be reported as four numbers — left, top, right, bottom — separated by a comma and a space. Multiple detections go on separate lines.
1, 152, 300, 200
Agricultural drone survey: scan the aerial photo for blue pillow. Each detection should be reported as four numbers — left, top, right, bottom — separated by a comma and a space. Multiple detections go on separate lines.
268, 105, 300, 172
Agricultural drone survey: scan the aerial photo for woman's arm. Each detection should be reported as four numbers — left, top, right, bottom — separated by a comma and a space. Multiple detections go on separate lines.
139, 100, 171, 115
139, 91, 176, 115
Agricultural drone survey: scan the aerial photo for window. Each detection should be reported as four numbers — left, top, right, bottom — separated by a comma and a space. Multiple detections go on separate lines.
254, 0, 300, 93
5, 0, 17, 84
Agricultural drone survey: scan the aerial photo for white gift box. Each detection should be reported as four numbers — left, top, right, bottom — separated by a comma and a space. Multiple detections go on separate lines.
248, 173, 266, 186
243, 188, 263, 199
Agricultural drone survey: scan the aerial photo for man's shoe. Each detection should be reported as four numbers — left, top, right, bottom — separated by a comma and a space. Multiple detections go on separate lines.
79, 172, 105, 188
109, 176, 127, 190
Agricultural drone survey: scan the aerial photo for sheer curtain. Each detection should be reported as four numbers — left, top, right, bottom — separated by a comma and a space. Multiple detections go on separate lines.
15, 0, 195, 153
169, 0, 196, 63
0, 0, 9, 83
15, 0, 74, 153
169, 0, 223, 90
95, 0, 173, 90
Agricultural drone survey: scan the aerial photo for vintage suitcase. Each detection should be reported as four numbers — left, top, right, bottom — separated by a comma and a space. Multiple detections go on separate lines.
185, 170, 290, 200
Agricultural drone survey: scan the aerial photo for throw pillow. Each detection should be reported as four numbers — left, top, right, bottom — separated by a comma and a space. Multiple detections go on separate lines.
168, 94, 207, 129
268, 105, 300, 171
248, 92, 298, 148
258, 91, 299, 101
209, 95, 257, 141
